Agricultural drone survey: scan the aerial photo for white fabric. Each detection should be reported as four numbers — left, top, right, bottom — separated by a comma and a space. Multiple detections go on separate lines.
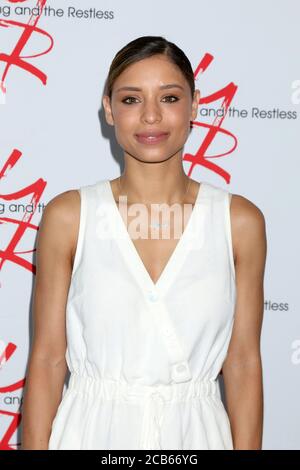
48, 178, 236, 450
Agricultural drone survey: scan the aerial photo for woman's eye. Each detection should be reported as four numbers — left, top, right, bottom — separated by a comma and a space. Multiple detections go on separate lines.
122, 96, 138, 104
121, 95, 179, 105
162, 95, 179, 103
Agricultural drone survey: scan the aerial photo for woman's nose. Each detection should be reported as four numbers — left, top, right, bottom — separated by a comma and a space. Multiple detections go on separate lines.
141, 100, 162, 123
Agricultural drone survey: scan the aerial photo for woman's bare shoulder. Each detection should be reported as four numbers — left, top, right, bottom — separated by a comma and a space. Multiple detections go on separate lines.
230, 193, 266, 263
40, 189, 81, 261
230, 193, 265, 226
44, 188, 80, 221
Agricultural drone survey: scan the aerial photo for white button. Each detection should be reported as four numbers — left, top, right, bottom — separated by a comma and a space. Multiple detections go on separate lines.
163, 328, 173, 337
171, 362, 192, 382
148, 291, 158, 302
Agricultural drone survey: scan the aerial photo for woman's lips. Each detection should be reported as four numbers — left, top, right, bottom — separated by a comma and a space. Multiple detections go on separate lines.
135, 133, 169, 145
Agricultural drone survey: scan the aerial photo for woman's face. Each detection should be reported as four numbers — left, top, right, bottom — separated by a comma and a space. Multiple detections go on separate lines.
103, 54, 200, 163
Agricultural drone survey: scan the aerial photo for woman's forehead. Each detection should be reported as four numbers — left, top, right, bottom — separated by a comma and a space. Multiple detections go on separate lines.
114, 58, 186, 88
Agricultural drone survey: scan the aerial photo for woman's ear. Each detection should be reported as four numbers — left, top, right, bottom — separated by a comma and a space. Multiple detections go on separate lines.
191, 89, 200, 122
102, 95, 114, 126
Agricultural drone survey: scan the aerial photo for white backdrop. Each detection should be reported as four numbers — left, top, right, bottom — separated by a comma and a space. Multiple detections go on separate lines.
0, 0, 299, 450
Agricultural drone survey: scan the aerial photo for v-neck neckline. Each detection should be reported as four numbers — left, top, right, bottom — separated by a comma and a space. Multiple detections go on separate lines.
104, 178, 206, 296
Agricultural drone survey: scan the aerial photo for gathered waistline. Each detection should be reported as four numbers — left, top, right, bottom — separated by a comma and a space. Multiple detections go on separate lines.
66, 371, 221, 403
63, 372, 224, 450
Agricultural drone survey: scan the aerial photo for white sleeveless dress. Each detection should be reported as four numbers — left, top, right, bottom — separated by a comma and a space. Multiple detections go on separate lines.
48, 178, 236, 450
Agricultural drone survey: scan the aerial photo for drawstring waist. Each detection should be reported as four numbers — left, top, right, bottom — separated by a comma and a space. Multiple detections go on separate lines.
67, 372, 221, 450
67, 372, 221, 402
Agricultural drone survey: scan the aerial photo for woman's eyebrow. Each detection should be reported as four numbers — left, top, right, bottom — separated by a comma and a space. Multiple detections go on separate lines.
115, 84, 184, 93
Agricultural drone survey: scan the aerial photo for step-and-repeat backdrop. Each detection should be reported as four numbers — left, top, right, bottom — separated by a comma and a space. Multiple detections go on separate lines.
0, 0, 299, 450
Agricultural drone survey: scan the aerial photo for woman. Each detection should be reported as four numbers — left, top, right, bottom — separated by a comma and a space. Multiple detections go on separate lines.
21, 35, 267, 450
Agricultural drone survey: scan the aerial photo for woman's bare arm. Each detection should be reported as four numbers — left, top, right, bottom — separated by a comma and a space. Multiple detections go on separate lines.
222, 194, 267, 450
20, 189, 80, 450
